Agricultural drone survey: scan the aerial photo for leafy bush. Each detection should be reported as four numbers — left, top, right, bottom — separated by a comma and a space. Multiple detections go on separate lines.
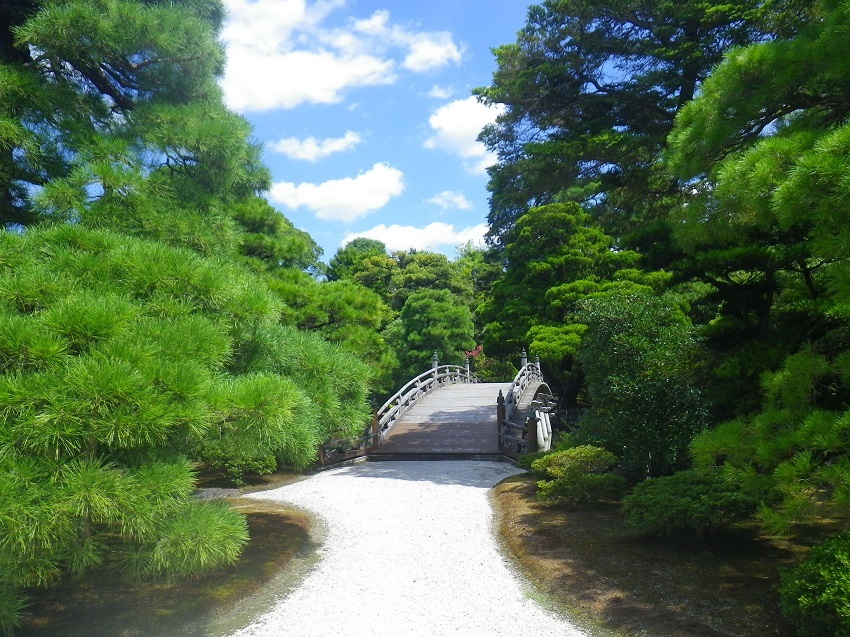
691, 347, 850, 534
121, 501, 249, 583
622, 470, 758, 538
0, 226, 373, 629
516, 450, 549, 471
531, 445, 627, 507
532, 444, 618, 478
575, 292, 708, 479
780, 531, 850, 637
466, 345, 517, 382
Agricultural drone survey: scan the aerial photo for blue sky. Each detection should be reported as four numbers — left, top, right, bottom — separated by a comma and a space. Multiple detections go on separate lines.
218, 0, 530, 261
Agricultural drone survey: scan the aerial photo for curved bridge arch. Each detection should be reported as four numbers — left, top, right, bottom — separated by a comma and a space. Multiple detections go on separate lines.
317, 355, 555, 465
375, 364, 478, 444
368, 361, 551, 459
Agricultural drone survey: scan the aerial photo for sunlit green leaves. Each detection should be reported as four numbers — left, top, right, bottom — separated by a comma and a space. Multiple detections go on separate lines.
391, 289, 476, 379
692, 352, 850, 531
0, 223, 373, 626
15, 0, 224, 108
479, 202, 662, 402
576, 291, 708, 478
120, 501, 248, 583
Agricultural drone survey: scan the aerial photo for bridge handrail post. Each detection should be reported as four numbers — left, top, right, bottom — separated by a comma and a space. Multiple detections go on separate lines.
371, 408, 379, 452
496, 390, 506, 453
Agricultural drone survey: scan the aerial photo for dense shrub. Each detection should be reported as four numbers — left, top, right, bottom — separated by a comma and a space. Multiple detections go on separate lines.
531, 445, 627, 507
0, 226, 372, 631
532, 444, 618, 478
691, 348, 850, 534
576, 293, 708, 479
622, 470, 758, 538
780, 531, 850, 637
516, 450, 549, 471
466, 345, 517, 383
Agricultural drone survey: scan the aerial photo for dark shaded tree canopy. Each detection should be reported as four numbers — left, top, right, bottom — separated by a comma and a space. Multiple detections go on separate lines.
476, 0, 767, 247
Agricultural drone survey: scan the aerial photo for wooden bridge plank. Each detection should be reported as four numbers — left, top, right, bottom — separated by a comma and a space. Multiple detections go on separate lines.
376, 383, 510, 455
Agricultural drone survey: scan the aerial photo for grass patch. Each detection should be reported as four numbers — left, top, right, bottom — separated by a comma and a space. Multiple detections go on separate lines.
492, 473, 840, 637
17, 480, 311, 637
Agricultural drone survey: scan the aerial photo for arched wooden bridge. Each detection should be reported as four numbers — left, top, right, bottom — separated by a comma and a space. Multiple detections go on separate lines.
318, 355, 558, 465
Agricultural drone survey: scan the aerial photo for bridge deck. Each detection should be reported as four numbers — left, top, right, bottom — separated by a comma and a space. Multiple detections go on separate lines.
374, 383, 510, 456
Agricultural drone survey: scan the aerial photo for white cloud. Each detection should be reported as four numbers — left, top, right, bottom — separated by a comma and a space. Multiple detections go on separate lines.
402, 32, 463, 72
428, 85, 455, 99
221, 1, 463, 112
350, 10, 462, 72
342, 222, 487, 253
424, 97, 505, 175
426, 190, 472, 211
222, 48, 393, 112
221, 0, 340, 55
271, 131, 362, 162
268, 162, 404, 223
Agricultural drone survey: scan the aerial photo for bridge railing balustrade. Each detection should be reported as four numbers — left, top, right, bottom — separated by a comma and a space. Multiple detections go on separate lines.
502, 362, 543, 423
498, 362, 558, 459
316, 430, 376, 467
375, 363, 479, 444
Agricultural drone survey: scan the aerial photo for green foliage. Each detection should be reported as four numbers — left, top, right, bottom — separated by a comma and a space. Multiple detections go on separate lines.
531, 445, 617, 479
390, 289, 476, 379
327, 238, 388, 281
275, 275, 397, 393
326, 242, 481, 390
691, 348, 850, 533
120, 500, 249, 583
15, 0, 224, 106
0, 0, 384, 629
465, 345, 516, 383
622, 470, 759, 538
389, 251, 474, 313
329, 244, 475, 315
664, 0, 850, 420
0, 225, 372, 629
576, 292, 708, 478
230, 324, 372, 444
229, 197, 323, 275
779, 531, 850, 637
531, 445, 627, 507
454, 242, 504, 309
515, 449, 549, 471
663, 0, 850, 535
476, 0, 766, 246
479, 203, 660, 403
0, 584, 25, 637
2, 0, 268, 252
204, 373, 315, 480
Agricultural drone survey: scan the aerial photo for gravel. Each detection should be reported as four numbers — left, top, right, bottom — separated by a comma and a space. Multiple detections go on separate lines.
229, 460, 591, 637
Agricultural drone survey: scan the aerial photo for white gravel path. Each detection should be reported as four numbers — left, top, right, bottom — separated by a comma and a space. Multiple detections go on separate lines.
229, 460, 591, 637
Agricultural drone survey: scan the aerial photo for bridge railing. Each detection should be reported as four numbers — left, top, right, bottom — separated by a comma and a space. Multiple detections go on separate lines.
498, 359, 557, 459
316, 428, 376, 467
375, 363, 479, 443
503, 363, 543, 423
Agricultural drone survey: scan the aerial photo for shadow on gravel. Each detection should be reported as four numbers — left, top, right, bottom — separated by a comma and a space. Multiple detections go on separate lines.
329, 459, 525, 488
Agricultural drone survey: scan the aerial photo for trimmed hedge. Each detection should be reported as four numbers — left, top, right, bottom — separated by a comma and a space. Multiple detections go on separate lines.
531, 445, 627, 507
622, 470, 758, 538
